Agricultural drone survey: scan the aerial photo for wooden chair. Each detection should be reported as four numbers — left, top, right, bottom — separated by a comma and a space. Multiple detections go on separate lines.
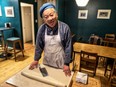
6, 37, 24, 61
79, 50, 98, 76
109, 59, 116, 87
105, 34, 115, 40
103, 34, 115, 46
102, 34, 115, 78
103, 34, 115, 78
89, 35, 102, 45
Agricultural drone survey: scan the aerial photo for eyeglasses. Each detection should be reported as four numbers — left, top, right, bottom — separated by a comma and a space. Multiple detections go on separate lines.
43, 11, 56, 19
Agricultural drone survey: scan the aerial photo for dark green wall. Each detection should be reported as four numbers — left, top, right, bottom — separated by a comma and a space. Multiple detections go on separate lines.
58, 0, 116, 43
57, 0, 65, 21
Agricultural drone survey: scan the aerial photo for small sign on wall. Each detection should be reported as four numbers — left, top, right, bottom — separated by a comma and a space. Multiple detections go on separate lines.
78, 10, 88, 19
5, 6, 14, 17
97, 9, 111, 19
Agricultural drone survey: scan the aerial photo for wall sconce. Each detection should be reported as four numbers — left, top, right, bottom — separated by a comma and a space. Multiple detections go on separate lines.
75, 0, 89, 7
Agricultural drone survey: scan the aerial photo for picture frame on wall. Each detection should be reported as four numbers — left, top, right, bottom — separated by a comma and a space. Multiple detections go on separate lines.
5, 6, 14, 17
0, 6, 2, 16
97, 9, 111, 19
78, 10, 88, 19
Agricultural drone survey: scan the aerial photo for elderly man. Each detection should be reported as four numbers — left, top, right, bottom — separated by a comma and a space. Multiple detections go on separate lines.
29, 3, 72, 76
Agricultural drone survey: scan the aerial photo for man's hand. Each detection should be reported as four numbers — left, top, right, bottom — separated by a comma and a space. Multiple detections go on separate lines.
63, 65, 71, 76
29, 61, 38, 70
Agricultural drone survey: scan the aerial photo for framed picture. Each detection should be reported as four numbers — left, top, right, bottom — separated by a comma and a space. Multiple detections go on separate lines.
78, 10, 88, 19
97, 9, 111, 19
0, 6, 2, 16
5, 6, 14, 17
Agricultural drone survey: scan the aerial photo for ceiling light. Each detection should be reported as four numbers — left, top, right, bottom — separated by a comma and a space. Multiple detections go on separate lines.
75, 0, 89, 7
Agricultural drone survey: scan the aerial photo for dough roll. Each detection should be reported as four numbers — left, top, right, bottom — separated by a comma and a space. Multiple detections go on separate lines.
21, 70, 66, 87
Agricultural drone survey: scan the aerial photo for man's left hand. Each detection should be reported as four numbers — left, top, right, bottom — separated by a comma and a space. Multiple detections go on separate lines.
63, 65, 71, 76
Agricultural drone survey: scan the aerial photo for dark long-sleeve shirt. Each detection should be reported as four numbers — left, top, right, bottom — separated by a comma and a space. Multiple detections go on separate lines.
34, 21, 72, 65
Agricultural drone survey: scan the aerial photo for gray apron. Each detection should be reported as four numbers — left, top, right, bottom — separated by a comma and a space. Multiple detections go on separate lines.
43, 23, 65, 69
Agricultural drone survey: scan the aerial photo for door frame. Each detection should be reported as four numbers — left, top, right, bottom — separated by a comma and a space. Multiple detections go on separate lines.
20, 2, 35, 46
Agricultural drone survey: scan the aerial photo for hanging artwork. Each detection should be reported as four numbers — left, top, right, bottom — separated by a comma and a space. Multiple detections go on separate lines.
5, 6, 14, 17
97, 9, 111, 19
78, 10, 88, 19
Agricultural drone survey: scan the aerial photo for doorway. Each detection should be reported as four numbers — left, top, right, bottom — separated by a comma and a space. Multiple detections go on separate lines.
20, 2, 35, 49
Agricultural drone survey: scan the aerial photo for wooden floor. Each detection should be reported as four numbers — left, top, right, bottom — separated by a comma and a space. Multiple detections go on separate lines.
0, 43, 110, 87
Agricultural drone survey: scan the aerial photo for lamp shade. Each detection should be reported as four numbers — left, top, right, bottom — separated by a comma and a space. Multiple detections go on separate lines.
75, 0, 89, 7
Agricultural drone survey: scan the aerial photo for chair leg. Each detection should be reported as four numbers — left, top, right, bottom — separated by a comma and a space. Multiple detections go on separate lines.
5, 44, 8, 60
104, 59, 108, 76
94, 68, 97, 76
13, 42, 16, 61
19, 40, 24, 57
72, 51, 75, 71
104, 58, 113, 77
98, 57, 106, 67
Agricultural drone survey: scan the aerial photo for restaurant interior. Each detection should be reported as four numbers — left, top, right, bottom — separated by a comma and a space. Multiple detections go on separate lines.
0, 0, 116, 87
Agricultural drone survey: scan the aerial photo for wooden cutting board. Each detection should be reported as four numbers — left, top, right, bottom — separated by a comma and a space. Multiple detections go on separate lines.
2, 64, 73, 87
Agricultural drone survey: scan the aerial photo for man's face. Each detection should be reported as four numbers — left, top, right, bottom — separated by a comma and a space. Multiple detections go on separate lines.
42, 8, 58, 28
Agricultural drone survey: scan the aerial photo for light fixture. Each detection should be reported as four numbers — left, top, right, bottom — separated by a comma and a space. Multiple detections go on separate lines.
75, 0, 89, 7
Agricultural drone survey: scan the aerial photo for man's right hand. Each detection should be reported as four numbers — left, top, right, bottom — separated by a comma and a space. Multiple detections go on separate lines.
29, 61, 38, 70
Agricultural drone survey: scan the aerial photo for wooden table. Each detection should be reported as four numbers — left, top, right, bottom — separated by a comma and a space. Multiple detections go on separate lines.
1, 64, 74, 87
73, 42, 116, 59
0, 27, 14, 48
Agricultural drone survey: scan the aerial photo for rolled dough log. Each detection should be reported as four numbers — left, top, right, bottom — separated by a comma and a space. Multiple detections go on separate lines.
21, 70, 66, 87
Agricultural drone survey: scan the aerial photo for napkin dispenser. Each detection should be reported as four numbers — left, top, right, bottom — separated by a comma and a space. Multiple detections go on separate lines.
76, 72, 88, 84
5, 22, 11, 28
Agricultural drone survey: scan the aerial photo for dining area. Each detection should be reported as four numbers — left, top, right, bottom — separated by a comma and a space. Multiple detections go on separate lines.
72, 41, 116, 87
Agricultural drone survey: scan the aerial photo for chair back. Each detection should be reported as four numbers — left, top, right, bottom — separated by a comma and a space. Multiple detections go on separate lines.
79, 50, 98, 76
109, 59, 116, 86
105, 34, 115, 40
89, 35, 102, 45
